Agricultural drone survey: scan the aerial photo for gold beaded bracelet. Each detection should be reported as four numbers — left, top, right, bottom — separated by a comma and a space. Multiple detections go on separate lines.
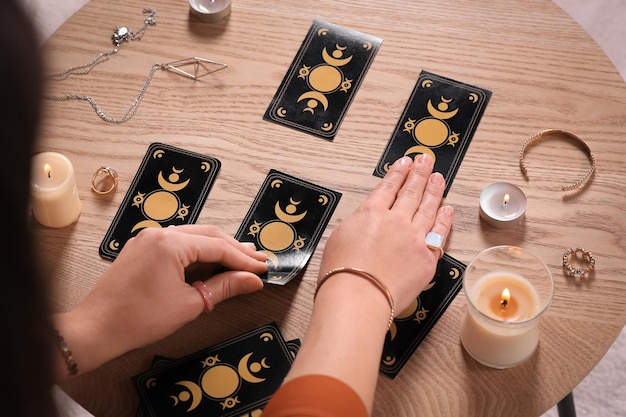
315, 267, 395, 330
519, 129, 596, 191
55, 329, 78, 377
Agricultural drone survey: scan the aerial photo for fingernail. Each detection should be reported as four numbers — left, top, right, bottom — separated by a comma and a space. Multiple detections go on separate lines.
394, 156, 411, 167
242, 242, 257, 250
442, 205, 454, 217
429, 172, 445, 186
416, 153, 433, 164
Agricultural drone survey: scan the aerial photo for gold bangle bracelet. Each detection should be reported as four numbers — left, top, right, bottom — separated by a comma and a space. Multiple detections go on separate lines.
315, 267, 395, 330
519, 129, 596, 191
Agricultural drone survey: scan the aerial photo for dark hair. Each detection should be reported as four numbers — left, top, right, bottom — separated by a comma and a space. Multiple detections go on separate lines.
0, 0, 57, 416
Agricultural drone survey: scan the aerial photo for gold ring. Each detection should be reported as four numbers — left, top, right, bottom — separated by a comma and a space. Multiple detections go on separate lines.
519, 129, 596, 191
91, 166, 119, 195
562, 247, 595, 278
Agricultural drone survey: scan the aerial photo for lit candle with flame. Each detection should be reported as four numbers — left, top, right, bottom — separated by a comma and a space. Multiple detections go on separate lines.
30, 152, 81, 228
479, 183, 527, 228
500, 288, 510, 310
460, 246, 554, 369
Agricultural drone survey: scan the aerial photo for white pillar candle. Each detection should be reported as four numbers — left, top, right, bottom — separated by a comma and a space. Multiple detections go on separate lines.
30, 152, 81, 228
479, 182, 527, 228
460, 246, 554, 369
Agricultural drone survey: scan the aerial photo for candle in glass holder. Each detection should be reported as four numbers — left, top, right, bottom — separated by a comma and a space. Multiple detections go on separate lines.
30, 152, 81, 228
460, 246, 554, 369
479, 182, 527, 228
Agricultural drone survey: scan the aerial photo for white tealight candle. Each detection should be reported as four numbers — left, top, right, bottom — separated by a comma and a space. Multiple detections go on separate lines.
189, 0, 232, 22
30, 152, 82, 228
479, 182, 527, 228
460, 246, 554, 369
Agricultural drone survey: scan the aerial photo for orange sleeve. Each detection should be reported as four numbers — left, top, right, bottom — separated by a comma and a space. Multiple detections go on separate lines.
261, 375, 369, 417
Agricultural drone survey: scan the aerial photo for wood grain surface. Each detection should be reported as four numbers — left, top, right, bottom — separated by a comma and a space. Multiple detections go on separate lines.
37, 0, 626, 416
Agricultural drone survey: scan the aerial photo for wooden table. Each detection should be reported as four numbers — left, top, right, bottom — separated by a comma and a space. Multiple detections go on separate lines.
38, 0, 626, 416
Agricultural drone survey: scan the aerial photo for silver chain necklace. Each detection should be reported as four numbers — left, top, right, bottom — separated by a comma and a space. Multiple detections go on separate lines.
45, 8, 227, 124
47, 9, 158, 82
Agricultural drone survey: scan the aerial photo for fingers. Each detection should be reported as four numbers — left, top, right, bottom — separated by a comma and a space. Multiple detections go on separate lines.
425, 205, 454, 258
170, 224, 266, 262
365, 156, 412, 209
412, 171, 446, 231
205, 271, 263, 304
195, 271, 264, 310
391, 153, 435, 216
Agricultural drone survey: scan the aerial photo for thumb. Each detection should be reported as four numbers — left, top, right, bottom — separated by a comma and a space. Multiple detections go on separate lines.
206, 270, 264, 305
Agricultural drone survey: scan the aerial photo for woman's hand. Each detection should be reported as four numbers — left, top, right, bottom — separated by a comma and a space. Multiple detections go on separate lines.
319, 154, 453, 315
54, 224, 267, 378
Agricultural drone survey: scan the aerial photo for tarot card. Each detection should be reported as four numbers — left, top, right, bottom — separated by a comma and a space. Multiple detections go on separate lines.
234, 169, 341, 285
264, 18, 382, 140
374, 70, 492, 196
134, 323, 295, 417
99, 142, 221, 260
380, 254, 466, 378
135, 340, 301, 417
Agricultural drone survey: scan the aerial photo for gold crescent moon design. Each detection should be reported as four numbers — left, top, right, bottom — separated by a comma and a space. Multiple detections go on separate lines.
321, 122, 333, 131
383, 355, 396, 366
404, 145, 436, 162
389, 322, 397, 340
108, 239, 120, 251
441, 96, 452, 103
238, 353, 267, 384
427, 99, 459, 120
271, 179, 283, 188
261, 250, 279, 268
396, 299, 418, 320
383, 162, 390, 172
153, 149, 165, 159
469, 92, 479, 103
260, 332, 274, 341
260, 358, 270, 368
421, 79, 433, 88
275, 202, 307, 223
201, 161, 211, 172
145, 377, 157, 388
422, 281, 436, 291
172, 167, 184, 174
131, 219, 162, 233
321, 47, 353, 67
170, 395, 179, 406
318, 194, 329, 205
297, 91, 329, 111
175, 380, 203, 411
277, 107, 287, 117
289, 198, 301, 205
363, 41, 372, 50
158, 171, 190, 192
317, 28, 328, 36
450, 267, 460, 279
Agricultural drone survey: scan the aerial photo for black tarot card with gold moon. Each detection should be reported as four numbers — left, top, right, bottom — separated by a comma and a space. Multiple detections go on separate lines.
133, 340, 301, 417
234, 169, 341, 285
134, 322, 296, 417
374, 70, 492, 196
263, 18, 382, 140
99, 142, 221, 260
380, 254, 466, 378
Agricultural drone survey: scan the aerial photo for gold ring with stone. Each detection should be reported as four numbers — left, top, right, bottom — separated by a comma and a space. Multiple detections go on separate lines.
91, 166, 119, 195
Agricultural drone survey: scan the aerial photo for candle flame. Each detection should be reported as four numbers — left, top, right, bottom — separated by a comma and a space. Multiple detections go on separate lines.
500, 288, 511, 310
44, 163, 52, 179
502, 194, 510, 206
